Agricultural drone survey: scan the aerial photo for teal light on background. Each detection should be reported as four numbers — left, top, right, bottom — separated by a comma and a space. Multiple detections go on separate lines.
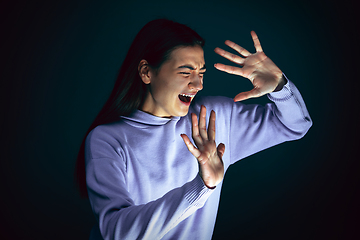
1, 0, 358, 239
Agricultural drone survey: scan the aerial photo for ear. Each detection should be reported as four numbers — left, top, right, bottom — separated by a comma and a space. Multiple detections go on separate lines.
138, 59, 151, 84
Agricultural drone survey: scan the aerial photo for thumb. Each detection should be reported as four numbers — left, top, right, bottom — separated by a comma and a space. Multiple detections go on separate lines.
217, 143, 225, 159
234, 88, 262, 102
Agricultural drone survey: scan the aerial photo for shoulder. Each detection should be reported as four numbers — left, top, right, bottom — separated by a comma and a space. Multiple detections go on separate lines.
87, 121, 124, 142
191, 95, 233, 109
190, 95, 246, 115
85, 121, 127, 160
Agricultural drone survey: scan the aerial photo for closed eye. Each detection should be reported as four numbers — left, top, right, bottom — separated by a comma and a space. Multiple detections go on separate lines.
178, 72, 206, 77
179, 72, 206, 75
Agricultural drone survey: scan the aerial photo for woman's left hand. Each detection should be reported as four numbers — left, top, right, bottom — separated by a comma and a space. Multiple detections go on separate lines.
214, 31, 285, 102
181, 106, 225, 189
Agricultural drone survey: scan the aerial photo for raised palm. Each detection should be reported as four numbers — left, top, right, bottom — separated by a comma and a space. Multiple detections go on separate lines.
181, 106, 225, 189
214, 31, 284, 102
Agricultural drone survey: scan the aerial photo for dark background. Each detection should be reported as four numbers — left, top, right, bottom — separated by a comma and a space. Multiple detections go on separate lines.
1, 0, 359, 239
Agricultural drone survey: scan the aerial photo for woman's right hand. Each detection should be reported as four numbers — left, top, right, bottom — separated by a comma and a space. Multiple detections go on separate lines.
181, 105, 225, 189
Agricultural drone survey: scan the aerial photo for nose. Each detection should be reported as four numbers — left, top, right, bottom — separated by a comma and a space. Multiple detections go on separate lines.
188, 76, 203, 91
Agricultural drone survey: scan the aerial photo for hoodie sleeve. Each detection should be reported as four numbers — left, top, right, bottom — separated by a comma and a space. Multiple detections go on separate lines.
85, 129, 214, 240
227, 74, 312, 164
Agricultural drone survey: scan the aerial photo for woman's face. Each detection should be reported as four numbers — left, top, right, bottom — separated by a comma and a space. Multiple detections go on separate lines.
141, 45, 206, 118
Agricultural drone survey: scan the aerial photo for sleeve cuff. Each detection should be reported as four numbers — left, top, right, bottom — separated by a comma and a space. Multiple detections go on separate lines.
267, 73, 293, 102
184, 174, 214, 207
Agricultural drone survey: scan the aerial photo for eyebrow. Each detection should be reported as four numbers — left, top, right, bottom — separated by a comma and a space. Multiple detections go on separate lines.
178, 64, 206, 71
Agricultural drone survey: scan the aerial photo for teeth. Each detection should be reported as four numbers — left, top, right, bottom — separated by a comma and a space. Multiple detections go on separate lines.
180, 94, 195, 97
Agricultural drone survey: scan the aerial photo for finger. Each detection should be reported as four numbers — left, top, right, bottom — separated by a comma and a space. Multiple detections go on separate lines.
180, 134, 202, 159
217, 143, 226, 159
214, 63, 245, 77
251, 31, 263, 52
233, 87, 263, 102
197, 154, 208, 165
181, 134, 208, 164
208, 110, 216, 142
225, 40, 251, 57
199, 105, 208, 140
191, 113, 203, 146
214, 47, 245, 65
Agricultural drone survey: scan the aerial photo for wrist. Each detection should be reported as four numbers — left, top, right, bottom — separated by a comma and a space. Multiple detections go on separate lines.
205, 184, 216, 190
199, 173, 217, 190
273, 74, 287, 92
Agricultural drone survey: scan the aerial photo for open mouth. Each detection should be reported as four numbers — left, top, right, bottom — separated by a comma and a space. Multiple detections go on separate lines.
178, 94, 194, 104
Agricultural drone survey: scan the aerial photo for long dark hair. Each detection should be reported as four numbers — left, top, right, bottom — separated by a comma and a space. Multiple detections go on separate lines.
75, 19, 205, 198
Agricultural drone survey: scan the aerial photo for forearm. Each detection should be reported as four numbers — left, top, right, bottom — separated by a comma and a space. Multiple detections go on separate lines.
87, 159, 213, 240
221, 75, 312, 164
267, 74, 312, 137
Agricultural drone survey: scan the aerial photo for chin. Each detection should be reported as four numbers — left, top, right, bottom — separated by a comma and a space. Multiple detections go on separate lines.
178, 112, 188, 117
173, 108, 190, 117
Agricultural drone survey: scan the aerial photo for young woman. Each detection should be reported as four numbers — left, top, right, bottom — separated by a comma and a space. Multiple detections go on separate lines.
76, 19, 312, 240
